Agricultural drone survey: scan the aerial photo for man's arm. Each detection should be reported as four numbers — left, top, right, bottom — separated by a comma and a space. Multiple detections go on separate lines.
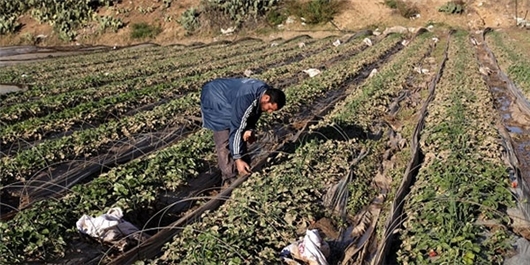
229, 94, 258, 160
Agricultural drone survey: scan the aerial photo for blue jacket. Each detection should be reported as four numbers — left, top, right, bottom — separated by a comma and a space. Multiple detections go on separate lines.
200, 78, 269, 159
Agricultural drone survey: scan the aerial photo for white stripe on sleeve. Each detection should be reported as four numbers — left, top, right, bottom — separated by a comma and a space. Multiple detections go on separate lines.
234, 99, 258, 156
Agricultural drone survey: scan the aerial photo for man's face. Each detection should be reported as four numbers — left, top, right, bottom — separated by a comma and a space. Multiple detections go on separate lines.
261, 101, 278, 114
260, 94, 279, 113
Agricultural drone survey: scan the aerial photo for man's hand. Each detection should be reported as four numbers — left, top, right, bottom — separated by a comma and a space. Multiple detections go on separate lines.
243, 130, 257, 144
235, 159, 252, 175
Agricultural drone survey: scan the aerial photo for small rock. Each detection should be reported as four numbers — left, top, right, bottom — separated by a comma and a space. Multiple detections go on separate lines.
298, 42, 306, 48
363, 38, 372, 47
332, 39, 341, 47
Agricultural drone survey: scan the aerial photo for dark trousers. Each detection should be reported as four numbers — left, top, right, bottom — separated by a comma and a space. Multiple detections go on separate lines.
213, 130, 250, 180
213, 130, 237, 180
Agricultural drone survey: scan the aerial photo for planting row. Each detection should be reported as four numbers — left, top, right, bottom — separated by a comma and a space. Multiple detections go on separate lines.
150, 32, 435, 264
0, 38, 279, 105
0, 33, 379, 186
0, 36, 344, 150
486, 30, 530, 99
396, 31, 515, 264
0, 33, 404, 263
0, 38, 264, 85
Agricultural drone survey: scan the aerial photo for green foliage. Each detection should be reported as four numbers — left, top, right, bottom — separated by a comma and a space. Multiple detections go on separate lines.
0, 0, 121, 40
383, 0, 419, 18
130, 22, 162, 39
205, 0, 280, 25
95, 15, 124, 32
178, 7, 201, 33
287, 0, 341, 24
265, 8, 287, 26
384, 0, 398, 9
439, 1, 465, 14
0, 15, 20, 34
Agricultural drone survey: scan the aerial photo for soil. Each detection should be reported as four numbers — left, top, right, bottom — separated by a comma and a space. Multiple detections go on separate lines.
0, 0, 527, 48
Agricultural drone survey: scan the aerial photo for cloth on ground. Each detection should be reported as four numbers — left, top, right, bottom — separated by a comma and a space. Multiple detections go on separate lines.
280, 229, 330, 265
76, 207, 149, 250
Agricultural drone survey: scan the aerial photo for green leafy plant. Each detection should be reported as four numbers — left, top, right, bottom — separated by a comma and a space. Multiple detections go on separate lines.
286, 0, 341, 24
178, 7, 201, 33
265, 8, 287, 26
130, 22, 162, 39
204, 0, 280, 25
96, 15, 124, 32
383, 0, 419, 18
439, 0, 465, 14
383, 0, 398, 9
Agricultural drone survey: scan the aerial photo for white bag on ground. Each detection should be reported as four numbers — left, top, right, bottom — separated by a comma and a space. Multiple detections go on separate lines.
76, 207, 147, 246
280, 229, 330, 265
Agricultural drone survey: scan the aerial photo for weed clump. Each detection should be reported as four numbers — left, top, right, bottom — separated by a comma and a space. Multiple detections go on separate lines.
383, 0, 419, 18
285, 0, 342, 25
130, 23, 162, 39
439, 0, 465, 14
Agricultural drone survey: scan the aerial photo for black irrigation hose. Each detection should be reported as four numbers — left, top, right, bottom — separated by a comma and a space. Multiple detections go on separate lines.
373, 30, 453, 265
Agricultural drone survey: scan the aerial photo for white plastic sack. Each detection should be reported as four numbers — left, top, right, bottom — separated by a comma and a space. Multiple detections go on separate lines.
303, 68, 321, 78
280, 229, 330, 265
76, 207, 142, 243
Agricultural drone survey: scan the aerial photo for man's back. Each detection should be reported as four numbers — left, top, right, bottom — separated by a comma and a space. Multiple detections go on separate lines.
200, 78, 268, 131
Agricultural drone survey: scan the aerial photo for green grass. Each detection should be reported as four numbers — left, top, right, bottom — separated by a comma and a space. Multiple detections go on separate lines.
130, 22, 162, 39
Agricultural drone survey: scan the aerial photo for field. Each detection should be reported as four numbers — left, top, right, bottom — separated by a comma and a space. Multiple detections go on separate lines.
1, 26, 530, 264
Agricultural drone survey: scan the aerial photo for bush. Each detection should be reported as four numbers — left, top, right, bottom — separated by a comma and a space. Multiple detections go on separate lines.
266, 8, 288, 26
179, 7, 201, 33
384, 0, 398, 9
384, 0, 419, 18
130, 23, 162, 39
287, 0, 341, 24
206, 0, 280, 25
439, 0, 465, 14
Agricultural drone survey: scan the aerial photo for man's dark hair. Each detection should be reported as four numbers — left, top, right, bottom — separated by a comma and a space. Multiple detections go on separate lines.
264, 88, 286, 109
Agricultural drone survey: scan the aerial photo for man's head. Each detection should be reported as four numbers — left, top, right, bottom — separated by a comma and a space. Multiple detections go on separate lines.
260, 88, 286, 113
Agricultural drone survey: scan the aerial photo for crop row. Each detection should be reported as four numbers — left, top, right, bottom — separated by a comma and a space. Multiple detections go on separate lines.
0, 37, 339, 148
151, 33, 432, 264
396, 31, 515, 264
0, 34, 376, 192
0, 37, 326, 124
0, 38, 266, 82
0, 34, 402, 263
0, 39, 294, 124
0, 39, 275, 104
486, 30, 530, 99
4, 39, 268, 85
327, 32, 436, 217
